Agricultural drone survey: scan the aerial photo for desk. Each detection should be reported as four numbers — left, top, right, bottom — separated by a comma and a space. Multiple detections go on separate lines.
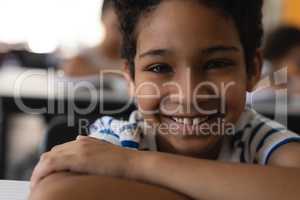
0, 180, 29, 200
0, 67, 132, 178
0, 67, 129, 101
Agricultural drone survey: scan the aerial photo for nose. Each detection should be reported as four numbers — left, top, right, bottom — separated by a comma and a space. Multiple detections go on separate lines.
178, 67, 213, 102
164, 67, 219, 114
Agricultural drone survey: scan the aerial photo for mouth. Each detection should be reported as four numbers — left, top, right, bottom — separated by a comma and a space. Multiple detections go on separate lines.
170, 116, 209, 126
162, 113, 223, 126
159, 113, 225, 137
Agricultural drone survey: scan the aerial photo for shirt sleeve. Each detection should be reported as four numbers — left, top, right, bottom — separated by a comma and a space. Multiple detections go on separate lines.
89, 116, 141, 149
247, 118, 300, 165
256, 130, 300, 165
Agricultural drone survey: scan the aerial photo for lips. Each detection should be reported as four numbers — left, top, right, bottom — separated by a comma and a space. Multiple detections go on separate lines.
171, 116, 209, 126
164, 112, 222, 125
160, 113, 223, 136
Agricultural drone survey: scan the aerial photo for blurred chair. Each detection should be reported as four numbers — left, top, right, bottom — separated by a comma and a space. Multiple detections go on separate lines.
41, 103, 136, 152
261, 113, 300, 134
11, 102, 135, 180
42, 116, 77, 152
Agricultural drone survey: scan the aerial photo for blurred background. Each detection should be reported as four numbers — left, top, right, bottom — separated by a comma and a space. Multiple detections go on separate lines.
0, 0, 103, 56
0, 0, 299, 180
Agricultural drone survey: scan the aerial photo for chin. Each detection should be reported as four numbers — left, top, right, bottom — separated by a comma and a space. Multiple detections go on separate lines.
158, 134, 223, 159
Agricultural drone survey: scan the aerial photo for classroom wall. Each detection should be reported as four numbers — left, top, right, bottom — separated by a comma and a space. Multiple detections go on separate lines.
282, 0, 300, 27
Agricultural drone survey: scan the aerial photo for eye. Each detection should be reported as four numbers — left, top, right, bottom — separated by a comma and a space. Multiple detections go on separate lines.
146, 64, 174, 74
204, 59, 235, 70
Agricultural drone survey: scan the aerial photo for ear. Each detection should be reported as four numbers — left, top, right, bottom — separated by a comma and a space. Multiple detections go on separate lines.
246, 49, 263, 92
123, 61, 135, 97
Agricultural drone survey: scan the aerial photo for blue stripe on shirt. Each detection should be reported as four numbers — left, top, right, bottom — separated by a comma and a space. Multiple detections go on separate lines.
239, 141, 246, 163
99, 129, 120, 139
233, 124, 252, 147
121, 140, 139, 149
255, 128, 285, 153
119, 124, 137, 133
265, 137, 300, 165
248, 122, 265, 149
234, 124, 252, 140
108, 118, 113, 126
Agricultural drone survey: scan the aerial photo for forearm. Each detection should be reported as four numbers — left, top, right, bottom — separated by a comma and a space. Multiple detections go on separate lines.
129, 151, 300, 200
29, 172, 190, 200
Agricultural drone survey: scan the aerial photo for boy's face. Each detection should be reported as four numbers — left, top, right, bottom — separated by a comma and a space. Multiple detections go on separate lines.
126, 0, 260, 157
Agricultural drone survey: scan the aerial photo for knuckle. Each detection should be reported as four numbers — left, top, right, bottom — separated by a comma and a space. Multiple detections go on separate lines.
40, 153, 48, 161
76, 138, 98, 158
51, 145, 60, 152
78, 144, 92, 158
40, 153, 55, 165
77, 137, 89, 144
78, 139, 91, 149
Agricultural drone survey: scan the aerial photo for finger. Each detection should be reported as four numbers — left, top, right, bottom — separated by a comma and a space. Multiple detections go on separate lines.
76, 135, 100, 141
30, 153, 73, 189
50, 140, 78, 152
31, 154, 57, 189
31, 138, 93, 186
77, 136, 106, 144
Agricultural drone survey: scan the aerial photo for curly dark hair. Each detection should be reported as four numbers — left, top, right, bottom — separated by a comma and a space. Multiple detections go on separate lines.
113, 0, 264, 78
264, 26, 300, 62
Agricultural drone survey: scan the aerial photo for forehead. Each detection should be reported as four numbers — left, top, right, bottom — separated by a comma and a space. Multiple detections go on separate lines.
136, 0, 242, 54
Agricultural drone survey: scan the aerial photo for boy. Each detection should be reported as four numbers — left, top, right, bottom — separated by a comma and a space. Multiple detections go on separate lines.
30, 1, 300, 200
264, 26, 300, 94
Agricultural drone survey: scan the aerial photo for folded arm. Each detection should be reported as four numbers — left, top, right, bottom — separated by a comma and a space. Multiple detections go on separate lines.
127, 142, 300, 200
29, 172, 190, 200
30, 137, 300, 200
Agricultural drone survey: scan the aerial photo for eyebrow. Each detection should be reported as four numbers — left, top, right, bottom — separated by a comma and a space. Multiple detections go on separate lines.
139, 49, 172, 58
138, 45, 240, 58
201, 45, 240, 56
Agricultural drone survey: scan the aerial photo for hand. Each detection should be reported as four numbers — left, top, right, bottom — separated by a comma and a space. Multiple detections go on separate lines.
30, 136, 136, 189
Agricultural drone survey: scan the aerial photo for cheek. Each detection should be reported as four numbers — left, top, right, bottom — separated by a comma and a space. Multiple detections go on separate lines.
134, 79, 162, 124
208, 65, 248, 124
222, 79, 247, 123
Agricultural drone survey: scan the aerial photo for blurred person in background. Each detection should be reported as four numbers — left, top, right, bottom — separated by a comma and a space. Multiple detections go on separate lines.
263, 26, 300, 94
0, 43, 9, 66
0, 42, 58, 69
61, 0, 123, 77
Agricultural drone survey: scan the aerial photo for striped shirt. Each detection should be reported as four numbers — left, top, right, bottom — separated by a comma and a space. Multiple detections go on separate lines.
89, 108, 300, 165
